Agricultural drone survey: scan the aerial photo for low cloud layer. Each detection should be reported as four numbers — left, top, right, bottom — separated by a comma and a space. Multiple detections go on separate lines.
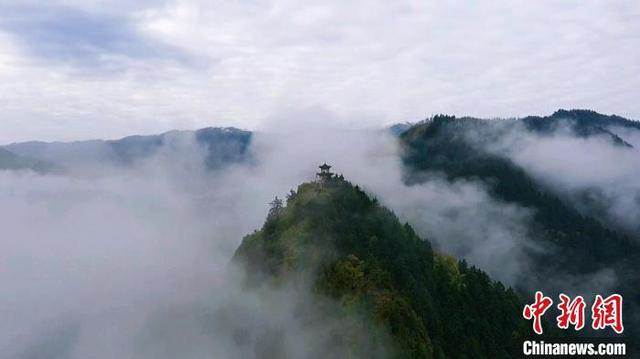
0, 123, 399, 358
0, 170, 230, 357
2, 113, 635, 357
485, 122, 640, 237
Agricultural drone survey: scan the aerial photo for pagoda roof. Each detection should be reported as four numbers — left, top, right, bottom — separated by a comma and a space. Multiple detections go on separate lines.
319, 163, 331, 170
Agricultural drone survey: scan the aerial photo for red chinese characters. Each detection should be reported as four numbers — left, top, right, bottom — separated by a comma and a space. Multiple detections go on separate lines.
523, 292, 624, 335
556, 293, 585, 330
523, 291, 554, 334
591, 294, 624, 334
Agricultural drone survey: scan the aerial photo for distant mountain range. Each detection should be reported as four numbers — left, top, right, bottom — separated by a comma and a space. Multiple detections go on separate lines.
1, 127, 251, 172
2, 109, 636, 173
0, 147, 59, 173
3, 109, 638, 351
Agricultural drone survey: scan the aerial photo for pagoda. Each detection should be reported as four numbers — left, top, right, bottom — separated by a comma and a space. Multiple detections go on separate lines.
316, 163, 334, 183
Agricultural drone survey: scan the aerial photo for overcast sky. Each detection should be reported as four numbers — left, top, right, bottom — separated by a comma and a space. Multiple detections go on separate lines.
0, 0, 638, 143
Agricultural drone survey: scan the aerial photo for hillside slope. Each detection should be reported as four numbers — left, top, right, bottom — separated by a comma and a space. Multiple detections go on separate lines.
233, 174, 530, 358
400, 111, 640, 339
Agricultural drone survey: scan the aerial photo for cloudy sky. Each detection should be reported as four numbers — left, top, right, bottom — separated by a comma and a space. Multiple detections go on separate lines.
0, 0, 638, 143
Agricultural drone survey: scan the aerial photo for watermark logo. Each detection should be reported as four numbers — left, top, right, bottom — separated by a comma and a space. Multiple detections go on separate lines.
557, 294, 586, 331
523, 292, 623, 334
592, 294, 624, 334
523, 291, 554, 335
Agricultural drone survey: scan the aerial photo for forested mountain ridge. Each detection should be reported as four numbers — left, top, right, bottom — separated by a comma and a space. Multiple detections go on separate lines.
233, 175, 533, 358
524, 109, 640, 132
399, 111, 640, 340
400, 115, 638, 269
521, 109, 639, 147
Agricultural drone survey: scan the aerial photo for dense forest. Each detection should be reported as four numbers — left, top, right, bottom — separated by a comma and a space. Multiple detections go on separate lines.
233, 175, 538, 358
399, 110, 640, 341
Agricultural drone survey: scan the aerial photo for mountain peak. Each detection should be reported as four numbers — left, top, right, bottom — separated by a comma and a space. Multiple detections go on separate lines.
232, 167, 529, 357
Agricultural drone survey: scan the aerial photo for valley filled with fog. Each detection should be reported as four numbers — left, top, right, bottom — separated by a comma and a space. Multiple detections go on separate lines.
2, 111, 640, 357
